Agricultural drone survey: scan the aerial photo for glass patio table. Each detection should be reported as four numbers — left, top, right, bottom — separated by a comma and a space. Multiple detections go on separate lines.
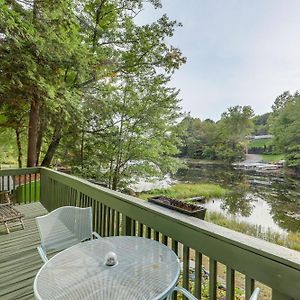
33, 236, 181, 300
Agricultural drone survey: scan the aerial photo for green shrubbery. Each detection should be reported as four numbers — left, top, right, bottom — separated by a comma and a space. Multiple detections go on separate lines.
139, 183, 228, 200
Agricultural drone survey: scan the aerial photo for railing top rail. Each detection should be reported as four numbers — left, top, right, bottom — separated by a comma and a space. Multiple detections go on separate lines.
40, 167, 300, 271
0, 167, 40, 176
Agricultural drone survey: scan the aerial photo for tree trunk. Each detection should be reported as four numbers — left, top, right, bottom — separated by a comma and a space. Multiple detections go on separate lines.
15, 128, 22, 168
35, 112, 46, 165
27, 99, 40, 167
41, 124, 62, 167
80, 131, 84, 169
108, 160, 114, 189
111, 168, 119, 190
35, 127, 43, 166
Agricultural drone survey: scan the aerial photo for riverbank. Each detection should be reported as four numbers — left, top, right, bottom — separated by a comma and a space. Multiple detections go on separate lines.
138, 171, 300, 252
206, 211, 300, 251
261, 153, 284, 163
139, 183, 228, 200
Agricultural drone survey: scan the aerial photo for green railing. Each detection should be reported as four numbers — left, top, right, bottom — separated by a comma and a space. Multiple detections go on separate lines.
1, 167, 300, 299
0, 167, 40, 204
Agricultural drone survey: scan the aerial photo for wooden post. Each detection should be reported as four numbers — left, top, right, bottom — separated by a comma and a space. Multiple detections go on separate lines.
122, 215, 132, 236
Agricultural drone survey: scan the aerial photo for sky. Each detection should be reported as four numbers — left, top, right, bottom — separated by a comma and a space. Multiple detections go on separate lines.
137, 0, 300, 120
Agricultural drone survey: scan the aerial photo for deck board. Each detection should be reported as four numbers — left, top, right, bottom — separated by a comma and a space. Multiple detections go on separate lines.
0, 202, 47, 300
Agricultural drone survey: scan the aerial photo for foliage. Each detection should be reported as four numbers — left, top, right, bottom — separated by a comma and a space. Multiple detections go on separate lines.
218, 105, 254, 153
178, 116, 219, 160
270, 91, 300, 169
0, 0, 88, 166
0, 128, 20, 165
0, 0, 186, 186
66, 74, 184, 189
179, 106, 254, 162
251, 112, 271, 135
139, 183, 228, 200
271, 91, 295, 114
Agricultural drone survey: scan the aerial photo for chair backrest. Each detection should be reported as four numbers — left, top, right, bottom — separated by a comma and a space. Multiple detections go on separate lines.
36, 206, 93, 254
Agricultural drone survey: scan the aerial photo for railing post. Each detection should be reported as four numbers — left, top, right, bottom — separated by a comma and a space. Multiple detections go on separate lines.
245, 276, 255, 299
182, 245, 190, 300
209, 258, 217, 300
122, 215, 132, 236
226, 266, 235, 300
40, 168, 47, 209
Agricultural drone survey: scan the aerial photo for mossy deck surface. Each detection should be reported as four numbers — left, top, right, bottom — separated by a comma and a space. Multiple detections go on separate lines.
0, 202, 47, 300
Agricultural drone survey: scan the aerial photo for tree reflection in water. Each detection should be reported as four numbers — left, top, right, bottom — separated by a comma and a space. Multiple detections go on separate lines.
220, 190, 254, 217
176, 162, 300, 233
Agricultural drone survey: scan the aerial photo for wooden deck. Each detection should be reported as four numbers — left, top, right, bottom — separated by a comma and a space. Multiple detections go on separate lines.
0, 202, 47, 300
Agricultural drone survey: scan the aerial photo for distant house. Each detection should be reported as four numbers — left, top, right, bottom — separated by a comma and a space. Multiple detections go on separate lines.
253, 135, 273, 139
247, 134, 273, 140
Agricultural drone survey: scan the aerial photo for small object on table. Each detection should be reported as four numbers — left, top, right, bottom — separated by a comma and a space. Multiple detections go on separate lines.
104, 251, 118, 266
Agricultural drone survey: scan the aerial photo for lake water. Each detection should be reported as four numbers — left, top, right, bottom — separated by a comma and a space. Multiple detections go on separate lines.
176, 163, 300, 234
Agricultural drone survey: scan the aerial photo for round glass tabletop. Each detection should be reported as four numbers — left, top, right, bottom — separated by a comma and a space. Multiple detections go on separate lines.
34, 236, 180, 300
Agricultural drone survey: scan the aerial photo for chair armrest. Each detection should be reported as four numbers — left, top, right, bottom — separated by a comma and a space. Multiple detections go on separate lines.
249, 288, 260, 300
92, 231, 101, 239
173, 287, 198, 300
37, 246, 49, 263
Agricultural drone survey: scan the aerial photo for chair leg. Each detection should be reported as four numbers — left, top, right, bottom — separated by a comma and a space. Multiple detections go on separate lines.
173, 287, 198, 300
20, 218, 25, 229
37, 246, 49, 263
4, 221, 10, 234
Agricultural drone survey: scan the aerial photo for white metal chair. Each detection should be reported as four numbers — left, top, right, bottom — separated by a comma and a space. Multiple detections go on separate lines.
250, 287, 260, 300
167, 287, 198, 300
36, 206, 101, 263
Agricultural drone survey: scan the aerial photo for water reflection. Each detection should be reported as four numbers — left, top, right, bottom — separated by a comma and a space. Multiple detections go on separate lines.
221, 192, 254, 217
176, 163, 300, 233
204, 197, 286, 234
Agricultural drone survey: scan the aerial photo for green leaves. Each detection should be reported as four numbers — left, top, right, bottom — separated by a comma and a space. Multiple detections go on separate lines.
179, 106, 254, 162
1, 0, 185, 172
67, 72, 182, 189
271, 93, 300, 169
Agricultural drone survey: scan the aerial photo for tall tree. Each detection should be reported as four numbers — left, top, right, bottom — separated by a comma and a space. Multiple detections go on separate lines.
252, 112, 271, 135
216, 105, 254, 161
179, 106, 254, 162
271, 92, 300, 170
0, 0, 87, 166
0, 106, 27, 168
62, 73, 182, 190
0, 0, 185, 168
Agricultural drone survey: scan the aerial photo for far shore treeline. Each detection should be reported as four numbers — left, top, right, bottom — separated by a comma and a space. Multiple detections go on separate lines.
0, 1, 299, 190
178, 91, 300, 172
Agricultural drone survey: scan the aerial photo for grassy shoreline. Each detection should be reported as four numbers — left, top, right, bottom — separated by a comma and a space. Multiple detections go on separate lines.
139, 183, 228, 200
139, 182, 300, 252
261, 153, 284, 163
206, 211, 300, 251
